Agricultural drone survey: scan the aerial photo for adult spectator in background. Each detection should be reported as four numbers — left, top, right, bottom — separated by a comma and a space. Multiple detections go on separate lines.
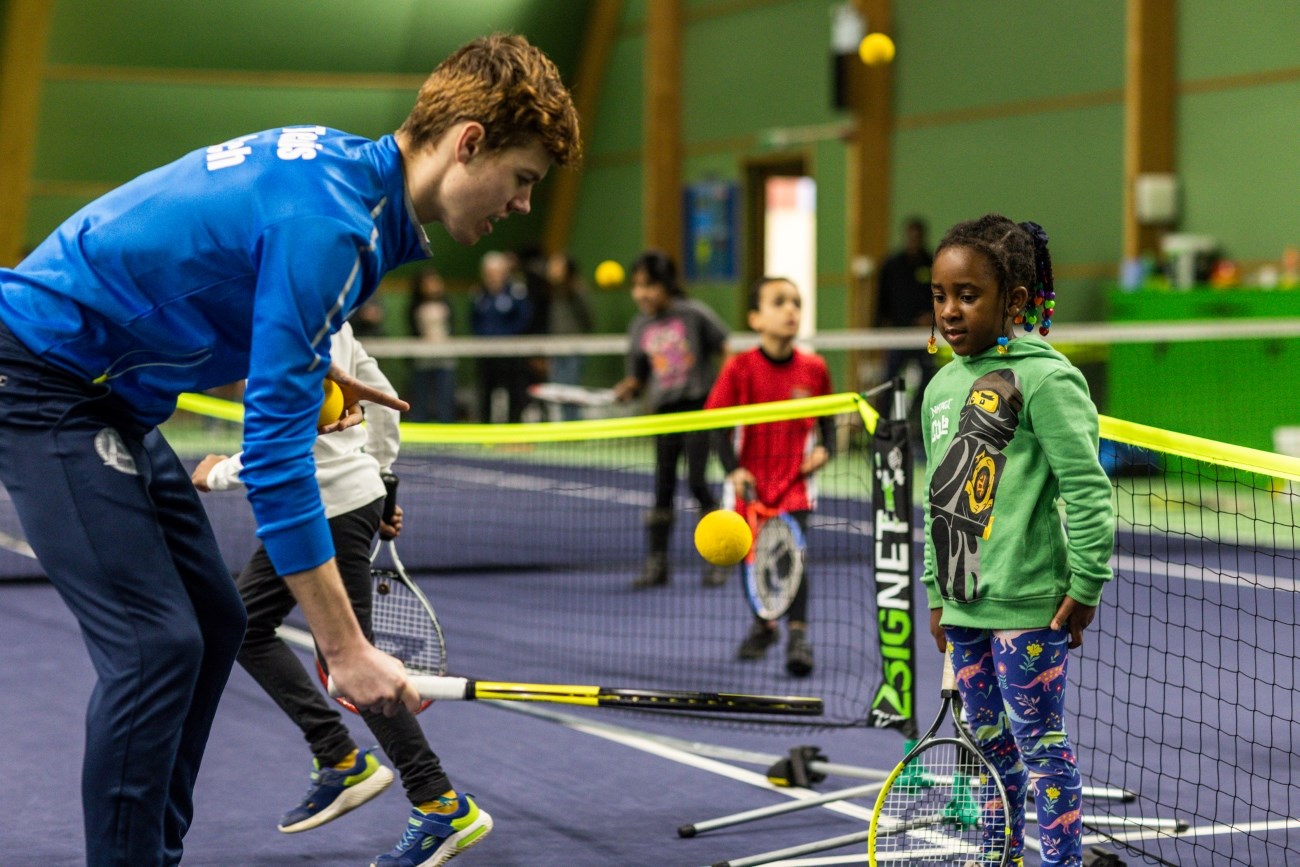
875, 216, 936, 430
407, 267, 458, 422
514, 245, 554, 399
544, 252, 594, 421
470, 250, 532, 422
514, 245, 552, 336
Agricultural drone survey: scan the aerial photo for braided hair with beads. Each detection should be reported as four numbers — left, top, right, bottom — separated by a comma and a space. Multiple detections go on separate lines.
927, 214, 1056, 355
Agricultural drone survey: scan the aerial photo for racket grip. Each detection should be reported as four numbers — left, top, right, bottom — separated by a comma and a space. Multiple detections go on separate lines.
327, 674, 469, 702
408, 675, 470, 701
379, 475, 400, 522
381, 472, 399, 523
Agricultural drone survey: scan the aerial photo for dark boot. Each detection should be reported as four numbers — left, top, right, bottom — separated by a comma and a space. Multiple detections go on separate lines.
633, 508, 673, 589
737, 620, 779, 660
785, 626, 814, 677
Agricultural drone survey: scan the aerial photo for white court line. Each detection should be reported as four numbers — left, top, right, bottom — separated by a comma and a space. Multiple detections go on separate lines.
0, 530, 34, 558
1113, 552, 1300, 593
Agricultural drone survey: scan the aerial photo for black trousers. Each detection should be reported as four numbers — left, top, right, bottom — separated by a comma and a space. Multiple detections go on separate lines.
235, 496, 449, 804
653, 398, 717, 511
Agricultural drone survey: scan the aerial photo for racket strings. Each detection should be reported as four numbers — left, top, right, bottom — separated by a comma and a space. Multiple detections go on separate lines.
369, 568, 445, 675
873, 741, 1008, 865
752, 518, 802, 610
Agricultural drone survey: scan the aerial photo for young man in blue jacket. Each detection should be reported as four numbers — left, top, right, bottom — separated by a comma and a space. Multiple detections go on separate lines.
0, 33, 579, 867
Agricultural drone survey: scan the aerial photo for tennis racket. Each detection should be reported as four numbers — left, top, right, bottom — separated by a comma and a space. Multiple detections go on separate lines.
527, 382, 616, 407
316, 536, 444, 714
330, 674, 823, 716
867, 648, 1011, 866
741, 482, 806, 620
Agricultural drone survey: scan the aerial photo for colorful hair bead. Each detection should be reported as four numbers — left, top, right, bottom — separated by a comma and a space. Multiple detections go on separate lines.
997, 336, 1009, 354
1017, 220, 1056, 339
927, 335, 938, 355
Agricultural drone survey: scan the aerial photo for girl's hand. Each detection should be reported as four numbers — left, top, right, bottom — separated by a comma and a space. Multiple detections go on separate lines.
1051, 596, 1097, 649
929, 607, 946, 652
611, 377, 640, 403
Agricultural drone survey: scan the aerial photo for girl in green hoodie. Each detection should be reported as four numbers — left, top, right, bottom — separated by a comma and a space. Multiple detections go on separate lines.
921, 215, 1114, 867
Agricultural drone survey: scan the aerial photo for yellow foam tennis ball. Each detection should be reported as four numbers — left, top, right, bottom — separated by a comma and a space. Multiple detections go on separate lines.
695, 510, 753, 567
319, 379, 344, 427
858, 32, 895, 66
594, 259, 625, 289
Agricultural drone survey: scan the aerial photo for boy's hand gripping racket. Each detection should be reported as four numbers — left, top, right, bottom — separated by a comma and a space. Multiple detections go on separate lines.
741, 482, 806, 620
867, 648, 1011, 866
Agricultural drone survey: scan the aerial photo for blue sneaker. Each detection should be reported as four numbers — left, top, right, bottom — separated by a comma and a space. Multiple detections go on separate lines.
277, 747, 394, 833
372, 795, 494, 867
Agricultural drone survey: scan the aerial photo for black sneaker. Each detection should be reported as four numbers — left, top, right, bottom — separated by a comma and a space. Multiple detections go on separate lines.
786, 628, 814, 677
737, 621, 778, 660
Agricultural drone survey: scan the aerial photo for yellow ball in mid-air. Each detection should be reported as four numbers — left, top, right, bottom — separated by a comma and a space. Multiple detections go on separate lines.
318, 379, 345, 427
858, 32, 895, 66
594, 259, 625, 289
694, 509, 753, 567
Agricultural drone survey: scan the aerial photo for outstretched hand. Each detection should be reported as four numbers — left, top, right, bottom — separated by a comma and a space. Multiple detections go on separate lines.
1051, 596, 1097, 649
326, 364, 409, 411
319, 364, 409, 434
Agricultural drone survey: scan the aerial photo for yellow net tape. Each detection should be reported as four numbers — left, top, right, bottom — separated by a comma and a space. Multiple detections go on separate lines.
177, 391, 880, 444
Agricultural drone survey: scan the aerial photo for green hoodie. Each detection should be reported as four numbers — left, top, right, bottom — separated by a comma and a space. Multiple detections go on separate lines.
921, 335, 1114, 629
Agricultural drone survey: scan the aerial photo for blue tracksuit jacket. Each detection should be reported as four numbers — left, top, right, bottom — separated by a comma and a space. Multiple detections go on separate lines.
0, 126, 430, 573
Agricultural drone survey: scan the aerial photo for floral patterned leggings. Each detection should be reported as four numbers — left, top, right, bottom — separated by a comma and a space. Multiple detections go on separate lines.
946, 625, 1083, 867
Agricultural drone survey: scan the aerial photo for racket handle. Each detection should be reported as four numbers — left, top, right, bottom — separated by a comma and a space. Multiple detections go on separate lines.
327, 674, 470, 703
381, 472, 399, 523
941, 646, 957, 693
408, 675, 471, 701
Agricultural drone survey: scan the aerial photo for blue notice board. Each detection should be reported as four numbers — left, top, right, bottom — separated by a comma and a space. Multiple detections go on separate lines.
683, 180, 739, 281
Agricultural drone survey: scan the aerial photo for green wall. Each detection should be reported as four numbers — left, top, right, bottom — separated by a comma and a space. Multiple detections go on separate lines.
567, 0, 1298, 340
17, 0, 1300, 344
24, 0, 591, 285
